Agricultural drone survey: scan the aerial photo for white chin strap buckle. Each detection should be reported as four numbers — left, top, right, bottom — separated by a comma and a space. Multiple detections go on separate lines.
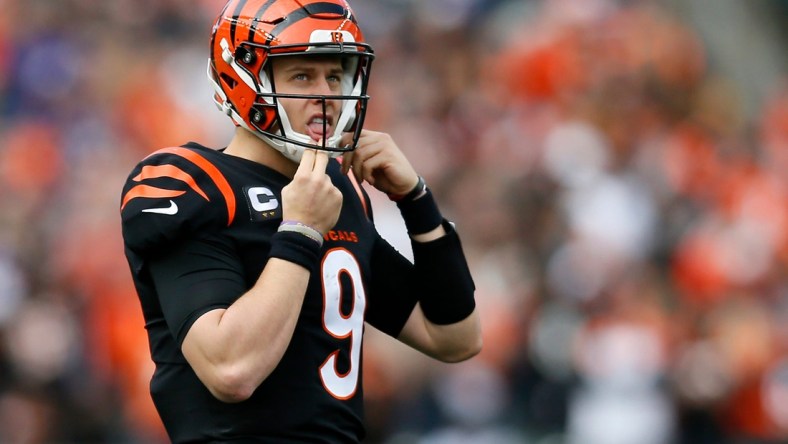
223, 101, 234, 116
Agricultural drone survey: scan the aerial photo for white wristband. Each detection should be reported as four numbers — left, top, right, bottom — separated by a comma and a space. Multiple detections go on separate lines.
278, 221, 324, 247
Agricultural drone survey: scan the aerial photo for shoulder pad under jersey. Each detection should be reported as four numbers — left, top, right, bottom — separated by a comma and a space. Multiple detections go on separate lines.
120, 145, 237, 254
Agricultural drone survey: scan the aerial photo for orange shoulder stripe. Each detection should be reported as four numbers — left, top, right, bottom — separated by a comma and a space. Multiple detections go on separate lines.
336, 157, 369, 219
142, 147, 236, 226
345, 167, 369, 220
133, 164, 210, 201
121, 185, 185, 210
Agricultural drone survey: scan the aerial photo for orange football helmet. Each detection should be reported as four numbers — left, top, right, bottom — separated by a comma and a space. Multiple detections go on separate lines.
208, 0, 374, 161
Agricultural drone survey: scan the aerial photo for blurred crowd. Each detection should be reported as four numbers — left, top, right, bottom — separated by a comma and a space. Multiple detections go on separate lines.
0, 0, 786, 443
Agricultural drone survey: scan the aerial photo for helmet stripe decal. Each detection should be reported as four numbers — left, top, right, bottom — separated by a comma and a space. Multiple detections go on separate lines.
229, 0, 250, 43
269, 2, 355, 38
210, 1, 233, 57
248, 0, 278, 42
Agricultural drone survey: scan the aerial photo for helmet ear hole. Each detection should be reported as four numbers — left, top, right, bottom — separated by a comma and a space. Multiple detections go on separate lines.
220, 73, 237, 89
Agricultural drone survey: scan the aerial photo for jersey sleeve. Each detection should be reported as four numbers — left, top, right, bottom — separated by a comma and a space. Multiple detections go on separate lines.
120, 146, 237, 255
147, 234, 246, 346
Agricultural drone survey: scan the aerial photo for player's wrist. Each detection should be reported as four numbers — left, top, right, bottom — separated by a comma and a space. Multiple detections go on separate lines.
387, 175, 425, 202
394, 177, 443, 235
278, 220, 324, 247
269, 226, 322, 271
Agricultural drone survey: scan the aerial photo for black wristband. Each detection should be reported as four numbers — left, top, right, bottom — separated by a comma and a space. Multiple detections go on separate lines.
268, 230, 321, 271
396, 186, 443, 235
413, 221, 476, 324
388, 175, 426, 202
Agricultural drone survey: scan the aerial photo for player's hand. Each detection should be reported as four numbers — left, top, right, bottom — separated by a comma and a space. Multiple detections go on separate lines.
281, 149, 342, 234
340, 130, 419, 196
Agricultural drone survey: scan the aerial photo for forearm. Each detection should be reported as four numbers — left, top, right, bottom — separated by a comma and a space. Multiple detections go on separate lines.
423, 307, 481, 352
400, 305, 481, 363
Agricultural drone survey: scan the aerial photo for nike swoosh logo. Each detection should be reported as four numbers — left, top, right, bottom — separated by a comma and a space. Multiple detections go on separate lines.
142, 200, 178, 215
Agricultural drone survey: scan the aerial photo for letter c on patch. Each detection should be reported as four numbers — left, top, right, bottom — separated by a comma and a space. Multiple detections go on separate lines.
248, 187, 279, 212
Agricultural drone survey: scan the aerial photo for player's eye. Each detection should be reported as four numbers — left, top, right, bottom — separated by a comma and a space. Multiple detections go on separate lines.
326, 73, 343, 91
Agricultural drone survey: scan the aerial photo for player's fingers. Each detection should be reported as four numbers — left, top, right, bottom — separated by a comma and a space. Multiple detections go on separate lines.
350, 138, 381, 183
339, 132, 355, 147
313, 149, 329, 173
341, 152, 354, 175
296, 148, 316, 176
352, 155, 365, 183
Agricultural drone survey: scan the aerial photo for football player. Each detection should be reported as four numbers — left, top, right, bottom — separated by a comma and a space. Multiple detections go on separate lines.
119, 0, 481, 441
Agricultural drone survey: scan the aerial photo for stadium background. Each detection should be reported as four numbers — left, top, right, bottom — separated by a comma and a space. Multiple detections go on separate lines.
0, 0, 786, 443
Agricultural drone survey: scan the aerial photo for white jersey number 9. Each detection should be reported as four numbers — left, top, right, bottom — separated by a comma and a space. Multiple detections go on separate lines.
319, 248, 366, 400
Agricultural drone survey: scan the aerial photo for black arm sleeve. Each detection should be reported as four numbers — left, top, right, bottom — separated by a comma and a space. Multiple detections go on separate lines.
364, 220, 476, 335
364, 235, 421, 338
411, 220, 476, 325
148, 235, 247, 346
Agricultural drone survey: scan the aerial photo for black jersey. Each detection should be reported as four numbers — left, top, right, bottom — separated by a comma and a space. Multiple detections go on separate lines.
120, 143, 421, 443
